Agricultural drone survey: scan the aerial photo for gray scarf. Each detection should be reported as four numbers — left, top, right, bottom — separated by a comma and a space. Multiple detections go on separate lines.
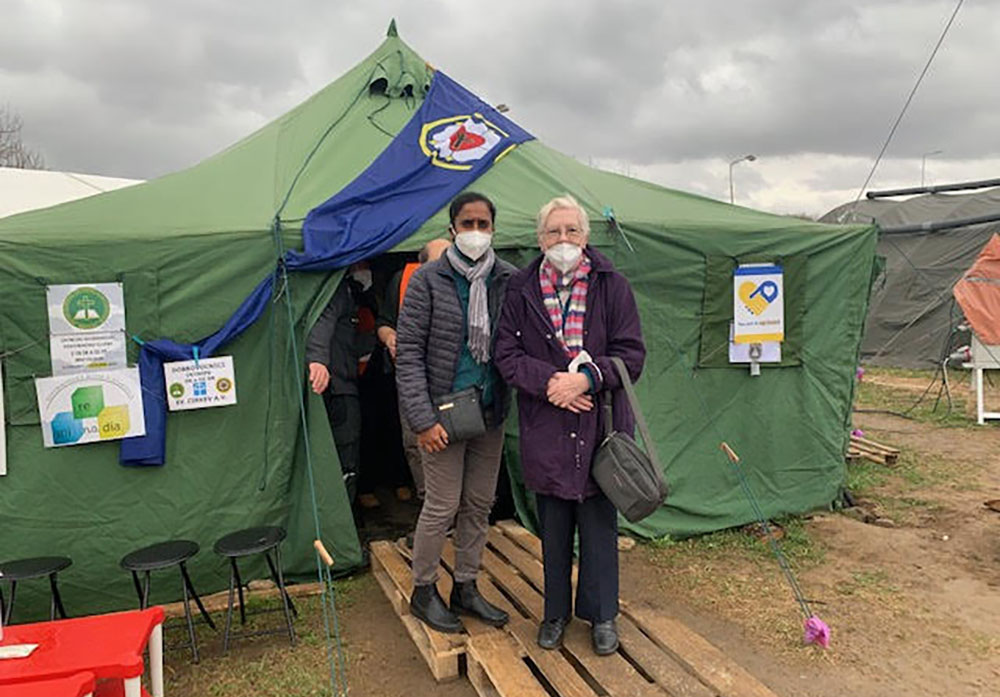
447, 244, 496, 364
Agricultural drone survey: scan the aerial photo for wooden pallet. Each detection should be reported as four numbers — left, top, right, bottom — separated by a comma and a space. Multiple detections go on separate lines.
847, 434, 900, 465
369, 540, 468, 681
372, 521, 780, 697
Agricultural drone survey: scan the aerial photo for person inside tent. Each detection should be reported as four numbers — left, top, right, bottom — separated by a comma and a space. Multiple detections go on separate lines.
396, 192, 514, 633
376, 237, 453, 503
306, 261, 378, 513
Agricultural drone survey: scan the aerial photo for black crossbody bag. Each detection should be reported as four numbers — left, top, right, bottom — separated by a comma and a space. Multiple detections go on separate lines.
591, 357, 669, 522
433, 387, 487, 442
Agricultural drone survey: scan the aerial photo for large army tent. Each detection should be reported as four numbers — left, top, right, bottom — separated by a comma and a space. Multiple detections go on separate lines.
0, 25, 878, 616
821, 185, 1000, 367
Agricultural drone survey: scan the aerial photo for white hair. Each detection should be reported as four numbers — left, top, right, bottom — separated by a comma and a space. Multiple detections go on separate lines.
535, 195, 590, 240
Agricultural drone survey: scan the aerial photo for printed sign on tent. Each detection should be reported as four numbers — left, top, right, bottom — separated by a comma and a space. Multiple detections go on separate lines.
35, 367, 146, 448
164, 356, 237, 411
50, 332, 128, 375
733, 264, 784, 344
47, 283, 125, 335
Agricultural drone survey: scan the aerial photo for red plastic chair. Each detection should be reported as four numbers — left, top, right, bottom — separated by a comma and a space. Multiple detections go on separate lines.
0, 671, 95, 697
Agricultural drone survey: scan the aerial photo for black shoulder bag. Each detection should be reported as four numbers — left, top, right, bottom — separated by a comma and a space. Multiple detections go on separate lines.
591, 357, 669, 523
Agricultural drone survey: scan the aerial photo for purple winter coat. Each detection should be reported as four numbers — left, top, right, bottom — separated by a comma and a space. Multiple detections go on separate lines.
494, 247, 646, 501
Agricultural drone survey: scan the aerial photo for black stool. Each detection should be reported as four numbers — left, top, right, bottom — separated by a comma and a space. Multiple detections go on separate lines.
213, 526, 297, 653
120, 540, 216, 662
0, 556, 71, 624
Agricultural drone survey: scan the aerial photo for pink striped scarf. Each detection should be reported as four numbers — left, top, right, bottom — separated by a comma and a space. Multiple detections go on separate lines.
539, 255, 591, 359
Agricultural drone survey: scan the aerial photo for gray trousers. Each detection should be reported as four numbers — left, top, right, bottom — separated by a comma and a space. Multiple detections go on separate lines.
411, 425, 504, 586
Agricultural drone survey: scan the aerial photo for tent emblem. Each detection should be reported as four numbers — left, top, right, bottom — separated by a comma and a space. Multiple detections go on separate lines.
62, 286, 111, 330
420, 114, 506, 170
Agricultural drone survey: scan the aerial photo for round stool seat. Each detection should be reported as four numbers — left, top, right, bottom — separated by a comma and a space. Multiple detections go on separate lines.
214, 526, 286, 558
121, 540, 199, 572
0, 556, 72, 580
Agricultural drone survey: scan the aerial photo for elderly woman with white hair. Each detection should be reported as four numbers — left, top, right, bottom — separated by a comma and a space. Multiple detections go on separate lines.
494, 195, 645, 655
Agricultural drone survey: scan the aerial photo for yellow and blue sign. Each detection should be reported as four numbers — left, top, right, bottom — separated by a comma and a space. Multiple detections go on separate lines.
733, 264, 784, 344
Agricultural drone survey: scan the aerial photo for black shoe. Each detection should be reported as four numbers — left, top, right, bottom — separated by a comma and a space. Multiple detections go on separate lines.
537, 617, 569, 650
411, 584, 463, 634
450, 580, 509, 627
592, 620, 619, 655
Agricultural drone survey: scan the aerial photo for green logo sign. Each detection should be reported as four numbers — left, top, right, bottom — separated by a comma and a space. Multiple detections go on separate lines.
168, 383, 185, 399
62, 287, 111, 330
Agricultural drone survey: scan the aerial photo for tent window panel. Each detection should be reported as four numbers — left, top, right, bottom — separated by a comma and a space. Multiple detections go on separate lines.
697, 254, 806, 368
0, 270, 160, 427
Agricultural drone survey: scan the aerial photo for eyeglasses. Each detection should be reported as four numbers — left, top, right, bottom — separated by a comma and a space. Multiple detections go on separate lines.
542, 226, 585, 241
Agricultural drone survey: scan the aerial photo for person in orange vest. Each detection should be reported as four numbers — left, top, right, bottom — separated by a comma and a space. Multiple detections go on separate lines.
376, 238, 452, 503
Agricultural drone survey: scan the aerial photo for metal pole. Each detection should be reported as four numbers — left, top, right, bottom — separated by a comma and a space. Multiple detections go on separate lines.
729, 161, 735, 204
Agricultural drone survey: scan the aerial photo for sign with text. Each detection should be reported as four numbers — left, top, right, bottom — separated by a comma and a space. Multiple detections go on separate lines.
50, 331, 128, 376
733, 264, 784, 344
164, 356, 237, 411
35, 368, 145, 447
47, 283, 125, 335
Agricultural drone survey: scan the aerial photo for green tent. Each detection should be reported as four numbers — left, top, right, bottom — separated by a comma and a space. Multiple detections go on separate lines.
0, 26, 877, 617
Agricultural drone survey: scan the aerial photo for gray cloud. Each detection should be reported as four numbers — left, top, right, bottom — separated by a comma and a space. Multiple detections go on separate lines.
0, 0, 994, 214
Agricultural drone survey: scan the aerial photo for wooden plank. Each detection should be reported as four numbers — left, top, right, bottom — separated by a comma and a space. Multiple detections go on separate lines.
480, 547, 545, 620
370, 540, 467, 681
495, 520, 580, 588
617, 616, 714, 697
161, 582, 324, 620
496, 520, 544, 561
487, 527, 546, 590
401, 613, 464, 682
624, 605, 780, 697
476, 578, 598, 697
467, 633, 550, 697
372, 562, 407, 617
852, 435, 900, 454
562, 620, 667, 697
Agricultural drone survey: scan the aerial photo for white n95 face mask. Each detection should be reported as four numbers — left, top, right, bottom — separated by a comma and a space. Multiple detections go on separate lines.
350, 268, 373, 290
545, 242, 583, 273
455, 230, 492, 261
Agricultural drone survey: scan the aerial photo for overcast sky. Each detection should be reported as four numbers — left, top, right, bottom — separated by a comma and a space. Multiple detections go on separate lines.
2, 0, 997, 216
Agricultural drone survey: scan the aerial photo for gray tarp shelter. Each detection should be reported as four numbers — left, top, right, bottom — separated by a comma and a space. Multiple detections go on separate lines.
821, 185, 1000, 368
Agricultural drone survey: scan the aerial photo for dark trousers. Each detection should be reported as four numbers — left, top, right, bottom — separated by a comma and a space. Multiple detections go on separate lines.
324, 392, 361, 503
536, 492, 619, 623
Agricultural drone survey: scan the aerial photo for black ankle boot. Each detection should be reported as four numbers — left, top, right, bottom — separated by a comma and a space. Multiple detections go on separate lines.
450, 580, 509, 627
411, 584, 462, 633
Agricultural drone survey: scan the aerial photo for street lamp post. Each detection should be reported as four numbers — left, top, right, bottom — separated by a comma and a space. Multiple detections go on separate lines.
729, 154, 757, 204
921, 149, 942, 188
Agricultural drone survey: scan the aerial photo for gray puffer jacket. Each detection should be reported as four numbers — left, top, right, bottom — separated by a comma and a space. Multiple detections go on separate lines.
396, 254, 516, 433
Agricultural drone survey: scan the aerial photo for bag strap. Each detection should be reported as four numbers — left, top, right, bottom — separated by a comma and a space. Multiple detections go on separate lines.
605, 357, 661, 467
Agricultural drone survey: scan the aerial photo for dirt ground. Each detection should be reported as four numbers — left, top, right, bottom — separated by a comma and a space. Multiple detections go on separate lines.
164, 372, 999, 697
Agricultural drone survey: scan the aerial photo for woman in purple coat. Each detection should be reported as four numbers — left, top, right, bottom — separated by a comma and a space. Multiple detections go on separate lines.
494, 195, 645, 655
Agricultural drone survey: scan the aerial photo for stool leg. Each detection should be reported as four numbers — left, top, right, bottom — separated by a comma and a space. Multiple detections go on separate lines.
0, 585, 5, 623
130, 571, 144, 607
49, 572, 68, 620
178, 564, 200, 664
180, 561, 216, 630
141, 571, 151, 610
4, 581, 16, 625
269, 547, 296, 645
232, 559, 246, 625
265, 548, 297, 618
222, 561, 237, 655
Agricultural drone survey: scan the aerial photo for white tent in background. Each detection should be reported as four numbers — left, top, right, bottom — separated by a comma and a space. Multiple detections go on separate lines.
0, 166, 142, 218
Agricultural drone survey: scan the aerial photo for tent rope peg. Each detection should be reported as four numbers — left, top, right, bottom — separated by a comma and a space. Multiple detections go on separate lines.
720, 441, 740, 463
314, 539, 335, 568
